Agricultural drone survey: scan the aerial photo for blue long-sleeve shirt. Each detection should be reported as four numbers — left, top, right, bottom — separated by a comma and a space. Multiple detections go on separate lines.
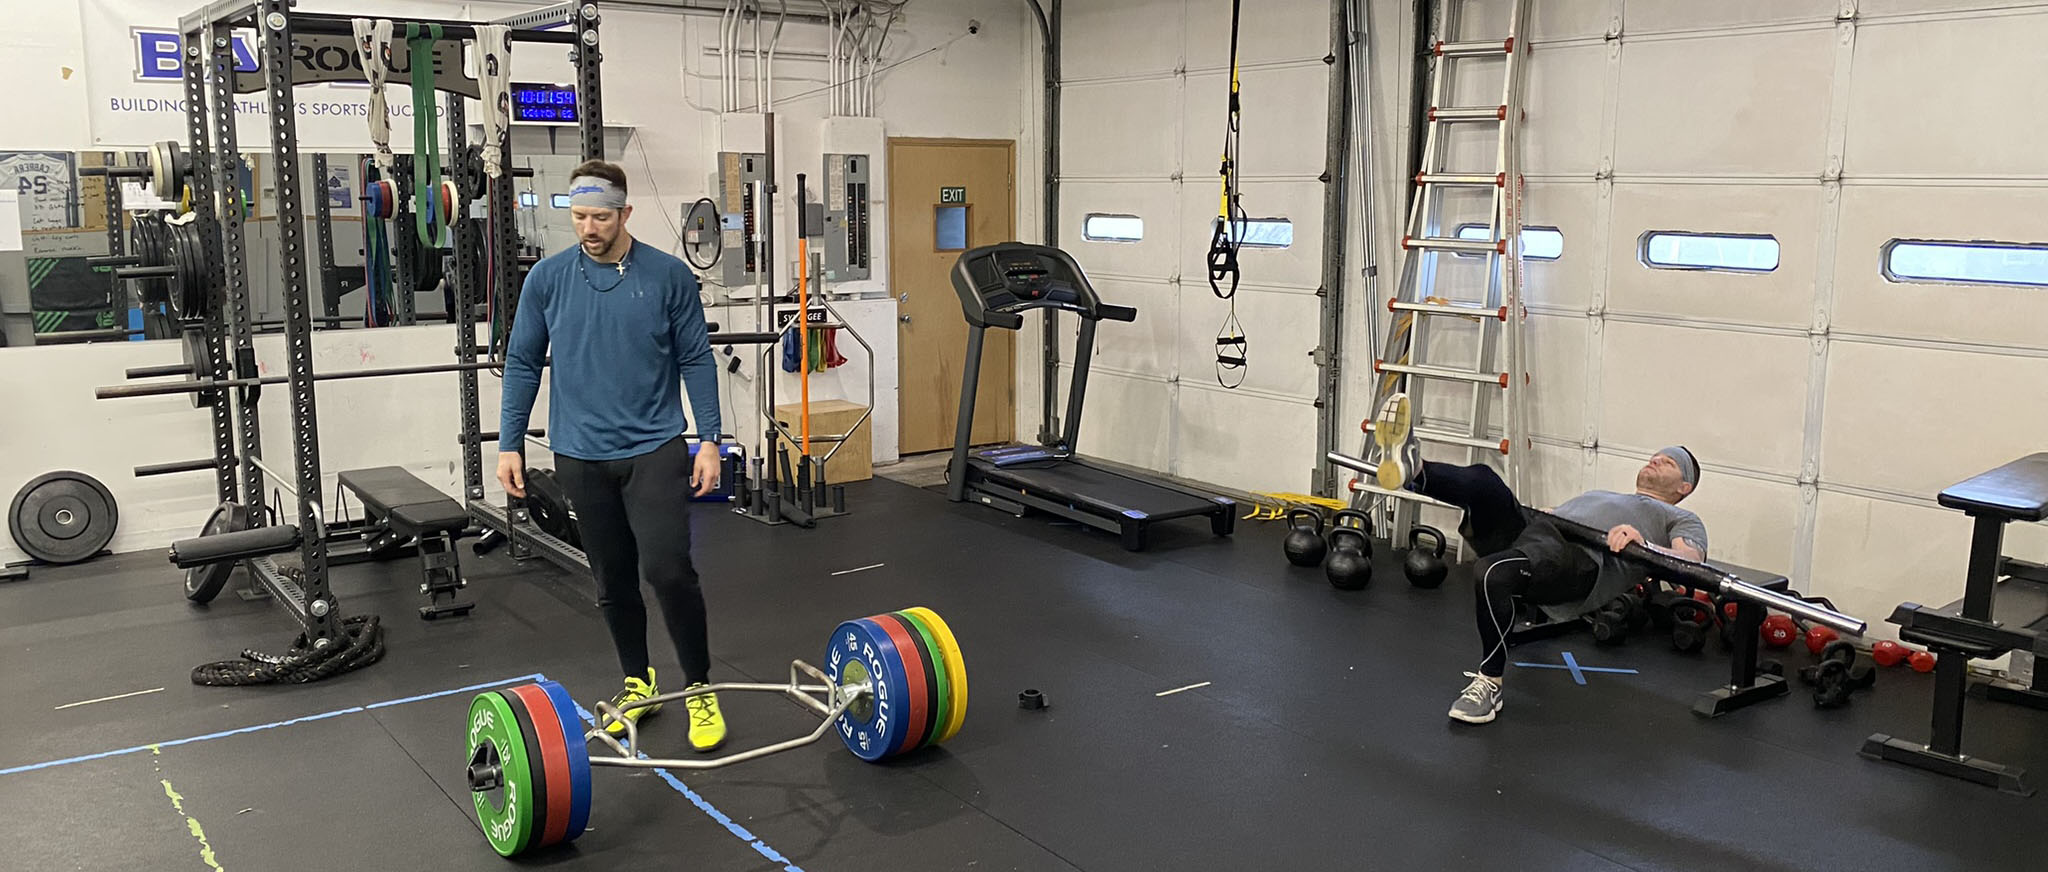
499, 241, 722, 461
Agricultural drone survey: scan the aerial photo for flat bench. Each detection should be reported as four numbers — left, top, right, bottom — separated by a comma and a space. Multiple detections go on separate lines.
1863, 452, 2048, 797
337, 466, 473, 620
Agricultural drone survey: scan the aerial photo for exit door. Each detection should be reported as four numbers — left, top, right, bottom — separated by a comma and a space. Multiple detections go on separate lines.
888, 138, 1017, 456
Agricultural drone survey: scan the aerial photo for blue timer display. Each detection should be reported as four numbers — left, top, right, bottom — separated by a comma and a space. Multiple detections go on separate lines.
511, 83, 579, 123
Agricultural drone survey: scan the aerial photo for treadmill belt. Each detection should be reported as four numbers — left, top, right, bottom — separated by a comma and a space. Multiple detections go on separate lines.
980, 461, 1216, 517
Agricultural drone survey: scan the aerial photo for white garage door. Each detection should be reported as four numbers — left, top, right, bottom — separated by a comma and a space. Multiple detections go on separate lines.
1053, 0, 1335, 495
1501, 0, 2048, 625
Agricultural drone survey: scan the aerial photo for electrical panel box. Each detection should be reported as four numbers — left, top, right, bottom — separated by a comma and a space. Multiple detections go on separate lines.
821, 153, 871, 282
717, 151, 768, 289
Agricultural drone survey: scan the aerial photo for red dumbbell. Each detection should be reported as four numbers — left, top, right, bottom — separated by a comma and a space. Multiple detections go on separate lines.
1872, 640, 1909, 667
1805, 624, 1840, 656
1724, 602, 1740, 623
1761, 615, 1799, 649
1909, 651, 1937, 673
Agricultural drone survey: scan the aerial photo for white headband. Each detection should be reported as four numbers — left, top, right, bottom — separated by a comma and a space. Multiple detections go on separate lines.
566, 175, 627, 210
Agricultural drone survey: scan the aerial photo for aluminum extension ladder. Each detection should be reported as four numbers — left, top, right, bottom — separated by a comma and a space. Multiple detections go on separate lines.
1352, 0, 1533, 550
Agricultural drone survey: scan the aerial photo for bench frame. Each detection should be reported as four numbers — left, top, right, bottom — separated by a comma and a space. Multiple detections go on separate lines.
1860, 453, 2048, 797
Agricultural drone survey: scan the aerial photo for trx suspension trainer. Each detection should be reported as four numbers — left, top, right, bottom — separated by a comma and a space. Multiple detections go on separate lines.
1206, 0, 1249, 389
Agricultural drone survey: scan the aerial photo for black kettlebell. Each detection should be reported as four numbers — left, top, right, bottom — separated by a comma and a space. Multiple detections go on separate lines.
1590, 597, 1632, 645
1800, 639, 1875, 708
1404, 525, 1449, 589
1282, 508, 1328, 567
1325, 510, 1373, 591
1669, 599, 1710, 653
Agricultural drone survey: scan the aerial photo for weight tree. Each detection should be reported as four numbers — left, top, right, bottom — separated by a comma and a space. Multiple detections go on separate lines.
96, 0, 604, 668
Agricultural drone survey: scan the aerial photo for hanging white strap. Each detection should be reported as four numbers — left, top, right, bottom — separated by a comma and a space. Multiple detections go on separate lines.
475, 24, 513, 180
353, 18, 396, 175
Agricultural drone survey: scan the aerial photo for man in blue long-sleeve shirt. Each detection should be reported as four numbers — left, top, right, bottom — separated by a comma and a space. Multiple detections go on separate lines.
497, 160, 730, 752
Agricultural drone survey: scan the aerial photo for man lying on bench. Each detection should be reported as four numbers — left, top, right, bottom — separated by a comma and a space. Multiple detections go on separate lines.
1369, 392, 1709, 725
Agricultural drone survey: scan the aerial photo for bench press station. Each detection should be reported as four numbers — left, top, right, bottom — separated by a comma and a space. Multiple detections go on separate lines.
1862, 452, 2048, 796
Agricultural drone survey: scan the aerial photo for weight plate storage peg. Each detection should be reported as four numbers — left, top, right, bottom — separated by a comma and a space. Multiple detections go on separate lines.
8, 471, 118, 565
466, 691, 538, 858
825, 617, 914, 761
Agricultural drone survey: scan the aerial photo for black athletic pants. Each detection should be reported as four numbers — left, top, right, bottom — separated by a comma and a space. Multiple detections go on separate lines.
554, 434, 712, 687
1415, 462, 1600, 678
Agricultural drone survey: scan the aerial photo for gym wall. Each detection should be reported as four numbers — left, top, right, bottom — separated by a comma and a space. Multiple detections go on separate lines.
0, 0, 1036, 563
1042, 0, 1341, 494
1482, 0, 2048, 633
1053, 0, 2048, 631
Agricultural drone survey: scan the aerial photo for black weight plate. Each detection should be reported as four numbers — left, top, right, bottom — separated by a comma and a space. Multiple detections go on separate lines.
134, 217, 168, 305
9, 472, 118, 565
523, 468, 580, 548
177, 221, 209, 321
181, 330, 217, 409
184, 502, 249, 603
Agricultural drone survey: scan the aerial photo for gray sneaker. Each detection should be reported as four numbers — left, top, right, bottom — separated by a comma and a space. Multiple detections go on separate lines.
1372, 393, 1424, 492
1448, 672, 1503, 724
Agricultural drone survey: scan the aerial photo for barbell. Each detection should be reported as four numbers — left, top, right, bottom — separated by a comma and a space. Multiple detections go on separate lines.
79, 140, 191, 202
467, 607, 969, 858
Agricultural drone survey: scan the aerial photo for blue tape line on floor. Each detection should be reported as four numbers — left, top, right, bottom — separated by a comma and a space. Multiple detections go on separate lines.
568, 700, 803, 872
1512, 652, 1638, 686
0, 673, 545, 777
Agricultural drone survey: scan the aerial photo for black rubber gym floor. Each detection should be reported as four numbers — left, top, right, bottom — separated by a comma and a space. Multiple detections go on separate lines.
3, 476, 2043, 871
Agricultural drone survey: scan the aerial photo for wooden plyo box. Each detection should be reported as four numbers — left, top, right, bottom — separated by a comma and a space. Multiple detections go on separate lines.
773, 399, 872, 484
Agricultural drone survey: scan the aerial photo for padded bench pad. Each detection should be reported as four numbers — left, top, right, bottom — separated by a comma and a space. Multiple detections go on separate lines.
1938, 452, 2048, 523
337, 466, 468, 535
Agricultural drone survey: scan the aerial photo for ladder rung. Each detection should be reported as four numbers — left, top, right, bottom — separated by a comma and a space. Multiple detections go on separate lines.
1403, 235, 1503, 255
1416, 427, 1512, 455
1415, 172, 1502, 187
1345, 479, 1458, 509
1436, 38, 1514, 58
1360, 421, 1512, 455
1429, 105, 1508, 122
1375, 361, 1510, 388
1389, 299, 1507, 321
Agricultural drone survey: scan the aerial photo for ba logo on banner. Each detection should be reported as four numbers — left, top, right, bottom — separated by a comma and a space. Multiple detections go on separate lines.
133, 27, 257, 81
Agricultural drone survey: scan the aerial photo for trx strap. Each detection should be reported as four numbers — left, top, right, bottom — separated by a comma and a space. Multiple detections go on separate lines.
475, 25, 513, 181
351, 19, 396, 175
408, 23, 446, 247
1207, 0, 1248, 389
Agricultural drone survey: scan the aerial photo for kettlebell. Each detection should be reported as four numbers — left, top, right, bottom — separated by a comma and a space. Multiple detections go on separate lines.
1590, 596, 1632, 645
1325, 510, 1374, 591
1669, 599, 1711, 653
1282, 508, 1329, 567
1404, 525, 1449, 589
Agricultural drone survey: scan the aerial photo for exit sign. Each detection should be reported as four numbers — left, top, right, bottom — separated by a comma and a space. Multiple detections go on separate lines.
940, 186, 967, 203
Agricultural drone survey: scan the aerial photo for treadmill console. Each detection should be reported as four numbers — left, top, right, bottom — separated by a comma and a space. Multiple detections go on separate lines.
950, 243, 1108, 329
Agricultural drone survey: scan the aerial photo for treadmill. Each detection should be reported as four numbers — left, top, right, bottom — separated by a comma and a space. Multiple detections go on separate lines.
944, 242, 1237, 550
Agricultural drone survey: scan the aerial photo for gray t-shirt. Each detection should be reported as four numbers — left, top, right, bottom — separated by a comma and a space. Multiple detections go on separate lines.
1541, 490, 1710, 620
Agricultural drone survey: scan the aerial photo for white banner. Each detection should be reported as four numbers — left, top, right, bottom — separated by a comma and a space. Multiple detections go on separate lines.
79, 0, 487, 152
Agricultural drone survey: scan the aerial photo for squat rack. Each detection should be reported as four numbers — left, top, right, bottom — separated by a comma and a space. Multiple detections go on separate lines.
147, 0, 606, 648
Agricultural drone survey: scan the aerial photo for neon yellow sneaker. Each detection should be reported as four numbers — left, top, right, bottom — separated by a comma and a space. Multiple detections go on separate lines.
603, 668, 662, 738
686, 683, 727, 753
